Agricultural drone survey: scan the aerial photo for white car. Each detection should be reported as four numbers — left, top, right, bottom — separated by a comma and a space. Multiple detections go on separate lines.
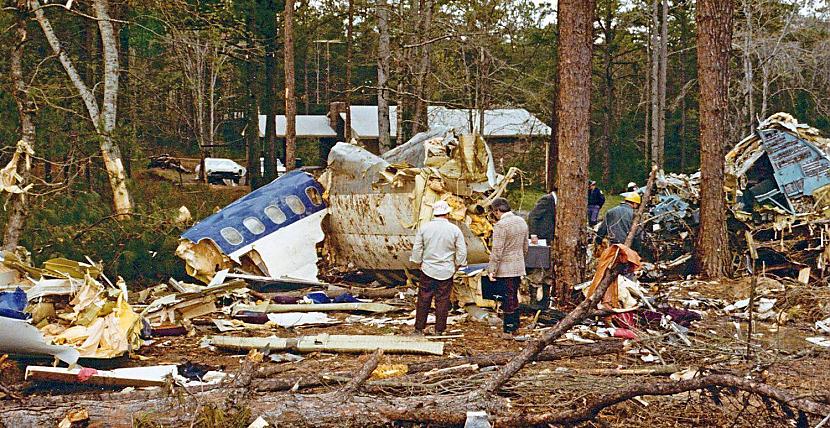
196, 158, 247, 184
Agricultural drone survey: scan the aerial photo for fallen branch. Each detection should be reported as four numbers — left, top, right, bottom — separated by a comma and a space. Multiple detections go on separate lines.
502, 373, 830, 426
480, 168, 656, 395
480, 263, 626, 394
625, 163, 658, 247
340, 349, 383, 396
253, 341, 622, 392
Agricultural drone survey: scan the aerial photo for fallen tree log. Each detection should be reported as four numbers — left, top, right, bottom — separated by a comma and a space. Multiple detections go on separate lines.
499, 373, 830, 426
406, 340, 622, 373
3, 372, 828, 427
253, 341, 622, 392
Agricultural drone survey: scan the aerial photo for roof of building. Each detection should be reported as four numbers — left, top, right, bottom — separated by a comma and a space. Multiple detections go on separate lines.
338, 105, 399, 139
257, 115, 338, 138
426, 106, 552, 137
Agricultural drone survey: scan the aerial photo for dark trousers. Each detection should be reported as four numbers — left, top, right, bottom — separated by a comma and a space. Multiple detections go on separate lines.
415, 272, 453, 333
497, 277, 521, 332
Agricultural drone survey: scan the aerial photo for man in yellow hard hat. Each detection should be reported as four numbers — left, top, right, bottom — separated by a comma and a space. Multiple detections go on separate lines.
596, 191, 642, 250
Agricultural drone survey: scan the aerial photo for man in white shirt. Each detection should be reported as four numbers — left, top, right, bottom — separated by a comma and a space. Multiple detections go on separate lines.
410, 200, 467, 335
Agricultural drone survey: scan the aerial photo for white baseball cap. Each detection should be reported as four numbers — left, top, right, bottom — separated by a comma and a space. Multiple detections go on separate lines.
432, 200, 451, 216
627, 182, 637, 188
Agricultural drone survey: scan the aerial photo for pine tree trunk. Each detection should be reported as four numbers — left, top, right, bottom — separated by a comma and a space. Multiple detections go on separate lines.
3, 1, 36, 250
410, 0, 433, 136
546, 13, 560, 192
344, 0, 354, 142
264, 30, 278, 181
650, 0, 660, 169
601, 3, 615, 185
679, 0, 689, 172
695, 0, 733, 279
284, 0, 297, 170
245, 14, 262, 189
553, 0, 595, 301
743, 0, 755, 133
657, 0, 668, 168
377, 0, 392, 153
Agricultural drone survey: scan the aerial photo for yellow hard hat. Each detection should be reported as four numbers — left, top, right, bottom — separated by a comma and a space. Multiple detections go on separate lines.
624, 192, 642, 205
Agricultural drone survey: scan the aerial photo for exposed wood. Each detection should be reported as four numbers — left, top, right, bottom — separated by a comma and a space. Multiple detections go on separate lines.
695, 0, 733, 278
552, 0, 595, 302
340, 349, 383, 396
625, 164, 658, 247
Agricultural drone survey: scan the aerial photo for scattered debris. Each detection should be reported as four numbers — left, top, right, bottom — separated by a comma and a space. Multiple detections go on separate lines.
205, 334, 444, 355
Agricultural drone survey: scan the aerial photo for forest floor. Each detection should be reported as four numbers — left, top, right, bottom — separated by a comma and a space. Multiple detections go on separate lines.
1, 169, 828, 427
2, 273, 829, 427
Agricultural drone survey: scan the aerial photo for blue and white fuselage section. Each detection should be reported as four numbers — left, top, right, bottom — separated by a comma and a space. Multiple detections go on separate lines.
180, 170, 328, 282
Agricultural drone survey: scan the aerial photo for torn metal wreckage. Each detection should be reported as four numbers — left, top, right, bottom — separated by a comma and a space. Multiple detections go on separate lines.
4, 125, 830, 426
636, 113, 830, 282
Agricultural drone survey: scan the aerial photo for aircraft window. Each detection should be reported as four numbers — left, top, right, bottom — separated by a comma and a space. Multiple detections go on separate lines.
243, 217, 266, 235
305, 187, 323, 206
264, 205, 287, 224
285, 195, 306, 215
220, 227, 244, 246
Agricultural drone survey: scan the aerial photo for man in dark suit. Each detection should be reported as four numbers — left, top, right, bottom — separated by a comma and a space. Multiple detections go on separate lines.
528, 188, 557, 243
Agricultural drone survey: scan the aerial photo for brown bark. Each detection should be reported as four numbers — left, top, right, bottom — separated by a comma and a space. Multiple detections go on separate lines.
504, 374, 830, 426
553, 0, 595, 301
657, 0, 668, 167
599, 1, 615, 184
3, 1, 36, 251
406, 341, 622, 373
695, 0, 733, 279
344, 0, 354, 142
285, 0, 297, 170
254, 341, 622, 390
545, 11, 560, 193
4, 372, 827, 427
377, 0, 392, 153
340, 349, 383, 396
625, 165, 658, 247
264, 28, 278, 181
650, 0, 660, 168
410, 0, 433, 136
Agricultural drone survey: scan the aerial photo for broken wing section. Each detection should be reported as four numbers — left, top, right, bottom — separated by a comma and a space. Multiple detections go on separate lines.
178, 171, 328, 283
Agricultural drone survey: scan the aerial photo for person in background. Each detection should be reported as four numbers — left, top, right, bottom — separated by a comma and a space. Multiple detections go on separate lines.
587, 180, 606, 226
627, 182, 638, 192
487, 198, 529, 337
409, 200, 467, 336
596, 192, 642, 250
528, 186, 557, 244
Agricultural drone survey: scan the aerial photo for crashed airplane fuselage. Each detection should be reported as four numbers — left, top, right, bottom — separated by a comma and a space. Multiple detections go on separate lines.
179, 129, 515, 283
177, 170, 327, 283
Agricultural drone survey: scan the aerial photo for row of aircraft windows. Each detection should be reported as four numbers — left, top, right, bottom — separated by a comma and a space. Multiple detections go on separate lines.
219, 187, 322, 246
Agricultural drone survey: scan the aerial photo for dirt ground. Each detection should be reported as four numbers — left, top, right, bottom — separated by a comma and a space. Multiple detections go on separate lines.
2, 275, 829, 427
